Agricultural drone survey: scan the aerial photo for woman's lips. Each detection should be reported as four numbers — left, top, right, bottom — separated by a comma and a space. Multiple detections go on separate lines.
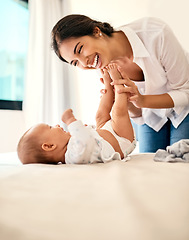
96, 54, 102, 68
89, 54, 101, 69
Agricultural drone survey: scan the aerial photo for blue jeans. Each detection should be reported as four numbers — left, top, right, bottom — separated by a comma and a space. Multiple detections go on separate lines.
132, 114, 189, 153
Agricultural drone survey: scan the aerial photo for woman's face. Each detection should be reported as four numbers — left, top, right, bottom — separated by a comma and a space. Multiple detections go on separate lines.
59, 32, 115, 70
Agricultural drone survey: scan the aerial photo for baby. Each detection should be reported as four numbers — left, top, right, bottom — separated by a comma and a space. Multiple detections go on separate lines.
17, 64, 136, 164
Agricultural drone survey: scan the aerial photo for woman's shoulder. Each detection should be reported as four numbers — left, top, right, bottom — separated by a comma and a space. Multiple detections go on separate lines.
122, 17, 167, 32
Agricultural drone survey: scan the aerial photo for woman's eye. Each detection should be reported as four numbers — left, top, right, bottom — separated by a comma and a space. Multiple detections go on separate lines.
78, 45, 83, 54
74, 61, 78, 66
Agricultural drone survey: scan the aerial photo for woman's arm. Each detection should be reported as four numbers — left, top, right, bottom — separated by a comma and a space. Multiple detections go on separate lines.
138, 94, 174, 108
113, 23, 189, 112
159, 24, 189, 112
112, 77, 174, 109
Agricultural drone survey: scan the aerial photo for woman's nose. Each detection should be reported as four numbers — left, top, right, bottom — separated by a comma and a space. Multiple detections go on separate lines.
79, 56, 89, 68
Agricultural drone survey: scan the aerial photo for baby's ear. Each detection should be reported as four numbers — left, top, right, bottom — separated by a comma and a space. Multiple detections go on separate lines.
41, 143, 57, 152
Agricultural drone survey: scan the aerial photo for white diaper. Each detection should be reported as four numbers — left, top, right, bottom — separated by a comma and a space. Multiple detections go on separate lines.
101, 120, 136, 157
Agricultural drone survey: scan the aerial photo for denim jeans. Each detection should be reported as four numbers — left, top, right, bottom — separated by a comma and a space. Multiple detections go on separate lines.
133, 114, 189, 153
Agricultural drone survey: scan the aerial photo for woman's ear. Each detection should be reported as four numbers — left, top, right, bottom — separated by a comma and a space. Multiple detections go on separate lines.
41, 143, 57, 152
93, 27, 101, 37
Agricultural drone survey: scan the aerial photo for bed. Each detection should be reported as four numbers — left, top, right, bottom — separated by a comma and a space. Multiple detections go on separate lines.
0, 152, 189, 240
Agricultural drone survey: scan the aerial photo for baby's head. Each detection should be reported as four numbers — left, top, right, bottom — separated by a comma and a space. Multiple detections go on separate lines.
17, 123, 71, 164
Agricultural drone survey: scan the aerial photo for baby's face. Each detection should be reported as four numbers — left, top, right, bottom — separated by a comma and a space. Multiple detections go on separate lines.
29, 123, 71, 157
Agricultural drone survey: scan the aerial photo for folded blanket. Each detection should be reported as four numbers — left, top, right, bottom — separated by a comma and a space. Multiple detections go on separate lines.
154, 139, 189, 163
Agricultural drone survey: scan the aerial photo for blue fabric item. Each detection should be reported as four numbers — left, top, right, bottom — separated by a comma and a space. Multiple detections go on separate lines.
134, 114, 189, 153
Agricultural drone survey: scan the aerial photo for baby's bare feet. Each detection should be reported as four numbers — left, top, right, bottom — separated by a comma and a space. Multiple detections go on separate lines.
101, 68, 112, 86
107, 63, 125, 92
107, 63, 122, 81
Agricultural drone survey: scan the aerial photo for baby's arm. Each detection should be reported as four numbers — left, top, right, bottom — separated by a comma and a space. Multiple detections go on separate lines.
61, 109, 97, 164
62, 109, 77, 126
95, 69, 114, 129
65, 120, 97, 164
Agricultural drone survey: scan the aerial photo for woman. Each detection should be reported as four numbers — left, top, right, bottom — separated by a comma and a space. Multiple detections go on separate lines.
51, 14, 189, 152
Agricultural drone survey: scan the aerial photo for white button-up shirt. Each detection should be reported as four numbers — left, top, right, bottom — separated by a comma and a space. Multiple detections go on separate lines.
119, 17, 189, 131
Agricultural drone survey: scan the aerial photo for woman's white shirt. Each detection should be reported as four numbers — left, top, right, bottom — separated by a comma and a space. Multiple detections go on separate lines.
118, 17, 189, 131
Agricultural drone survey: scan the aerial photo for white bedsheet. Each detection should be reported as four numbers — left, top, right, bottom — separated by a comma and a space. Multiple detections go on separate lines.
0, 152, 21, 166
0, 152, 189, 240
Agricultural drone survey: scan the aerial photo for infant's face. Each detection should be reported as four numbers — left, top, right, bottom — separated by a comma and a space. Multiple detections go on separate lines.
29, 123, 71, 151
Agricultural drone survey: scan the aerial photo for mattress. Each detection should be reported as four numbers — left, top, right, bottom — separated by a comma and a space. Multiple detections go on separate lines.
0, 152, 189, 240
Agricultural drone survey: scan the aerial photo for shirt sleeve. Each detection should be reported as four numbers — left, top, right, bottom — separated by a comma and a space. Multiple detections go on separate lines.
160, 23, 189, 114
65, 120, 95, 164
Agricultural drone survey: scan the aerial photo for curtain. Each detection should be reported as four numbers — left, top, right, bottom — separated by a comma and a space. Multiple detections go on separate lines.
24, 0, 69, 128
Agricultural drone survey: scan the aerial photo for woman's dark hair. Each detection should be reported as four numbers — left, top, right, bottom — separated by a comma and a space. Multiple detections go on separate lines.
51, 14, 114, 63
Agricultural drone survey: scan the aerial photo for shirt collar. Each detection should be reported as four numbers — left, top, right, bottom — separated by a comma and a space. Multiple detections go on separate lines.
117, 26, 150, 60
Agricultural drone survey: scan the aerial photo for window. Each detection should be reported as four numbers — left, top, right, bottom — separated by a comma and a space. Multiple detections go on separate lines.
0, 0, 29, 110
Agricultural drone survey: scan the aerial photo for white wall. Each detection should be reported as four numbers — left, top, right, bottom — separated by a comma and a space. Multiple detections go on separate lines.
1, 0, 189, 153
0, 110, 25, 153
148, 0, 189, 51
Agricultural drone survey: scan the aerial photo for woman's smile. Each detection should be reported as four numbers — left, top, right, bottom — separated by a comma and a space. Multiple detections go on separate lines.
88, 54, 102, 69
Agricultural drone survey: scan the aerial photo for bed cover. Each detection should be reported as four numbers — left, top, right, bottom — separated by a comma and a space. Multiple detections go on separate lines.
0, 152, 189, 240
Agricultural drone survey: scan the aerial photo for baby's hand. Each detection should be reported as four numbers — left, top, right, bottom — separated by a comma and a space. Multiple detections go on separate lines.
61, 109, 77, 125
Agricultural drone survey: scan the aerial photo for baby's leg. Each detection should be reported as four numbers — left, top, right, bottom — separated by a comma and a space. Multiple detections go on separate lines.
95, 68, 114, 129
107, 63, 134, 142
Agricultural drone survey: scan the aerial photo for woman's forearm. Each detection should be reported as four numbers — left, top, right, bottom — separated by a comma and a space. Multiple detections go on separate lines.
127, 93, 174, 118
141, 93, 174, 109
112, 78, 175, 109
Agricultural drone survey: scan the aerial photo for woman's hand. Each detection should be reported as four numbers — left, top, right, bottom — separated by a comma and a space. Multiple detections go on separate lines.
99, 65, 144, 108
111, 57, 130, 71
110, 56, 137, 79
112, 62, 145, 108
111, 75, 144, 108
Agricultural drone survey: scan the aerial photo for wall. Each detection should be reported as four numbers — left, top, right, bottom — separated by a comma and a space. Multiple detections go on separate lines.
0, 110, 25, 152
1, 0, 189, 153
148, 0, 189, 51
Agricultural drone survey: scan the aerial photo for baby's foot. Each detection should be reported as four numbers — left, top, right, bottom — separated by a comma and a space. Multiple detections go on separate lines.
101, 68, 112, 86
107, 63, 124, 92
107, 63, 122, 81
